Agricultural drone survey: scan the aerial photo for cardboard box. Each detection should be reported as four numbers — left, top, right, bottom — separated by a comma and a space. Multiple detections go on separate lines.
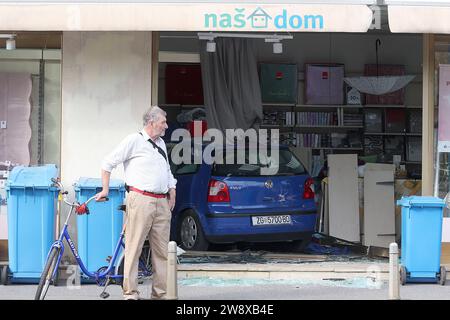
165, 64, 204, 105
0, 240, 7, 262
364, 109, 383, 133
442, 242, 450, 265
406, 136, 422, 162
346, 86, 362, 105
385, 108, 406, 133
305, 64, 344, 105
260, 63, 298, 103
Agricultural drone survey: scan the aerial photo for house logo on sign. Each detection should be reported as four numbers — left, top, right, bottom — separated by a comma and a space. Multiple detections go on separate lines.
247, 7, 272, 29
204, 7, 324, 30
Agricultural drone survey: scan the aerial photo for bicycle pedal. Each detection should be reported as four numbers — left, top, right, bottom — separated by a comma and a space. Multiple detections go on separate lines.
100, 292, 110, 299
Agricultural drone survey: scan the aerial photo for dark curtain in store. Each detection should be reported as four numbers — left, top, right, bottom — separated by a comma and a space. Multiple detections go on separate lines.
200, 38, 263, 132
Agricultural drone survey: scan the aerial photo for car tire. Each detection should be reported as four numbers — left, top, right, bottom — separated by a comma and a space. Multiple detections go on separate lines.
0, 266, 9, 286
400, 265, 407, 286
178, 211, 209, 251
439, 266, 446, 286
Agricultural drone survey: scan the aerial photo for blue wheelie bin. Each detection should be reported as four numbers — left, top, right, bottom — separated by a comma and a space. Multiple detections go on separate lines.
5, 164, 59, 283
74, 177, 125, 276
397, 196, 446, 285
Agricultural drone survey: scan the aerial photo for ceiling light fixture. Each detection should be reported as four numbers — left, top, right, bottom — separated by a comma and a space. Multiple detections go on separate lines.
0, 34, 16, 50
206, 40, 216, 53
198, 32, 292, 54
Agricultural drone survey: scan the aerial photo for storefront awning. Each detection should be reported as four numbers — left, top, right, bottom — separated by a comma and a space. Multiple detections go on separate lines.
0, 3, 374, 32
387, 0, 450, 33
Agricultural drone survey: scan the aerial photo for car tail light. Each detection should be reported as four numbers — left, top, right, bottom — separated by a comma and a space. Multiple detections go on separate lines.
207, 179, 230, 202
303, 178, 315, 200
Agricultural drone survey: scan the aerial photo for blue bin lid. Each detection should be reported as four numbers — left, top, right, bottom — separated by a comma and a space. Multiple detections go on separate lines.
73, 177, 125, 191
397, 196, 445, 208
6, 164, 58, 189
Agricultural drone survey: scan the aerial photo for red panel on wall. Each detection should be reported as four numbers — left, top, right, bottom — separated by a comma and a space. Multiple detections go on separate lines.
364, 64, 405, 105
165, 64, 204, 105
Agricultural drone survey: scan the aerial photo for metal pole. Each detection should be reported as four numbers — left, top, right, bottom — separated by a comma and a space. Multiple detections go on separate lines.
38, 56, 45, 165
434, 151, 440, 197
389, 242, 400, 300
55, 192, 61, 240
166, 241, 178, 300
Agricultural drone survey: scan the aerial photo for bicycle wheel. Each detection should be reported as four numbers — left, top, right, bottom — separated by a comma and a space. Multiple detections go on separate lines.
35, 246, 61, 300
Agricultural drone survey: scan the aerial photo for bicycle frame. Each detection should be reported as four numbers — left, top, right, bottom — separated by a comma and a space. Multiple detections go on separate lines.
46, 189, 151, 285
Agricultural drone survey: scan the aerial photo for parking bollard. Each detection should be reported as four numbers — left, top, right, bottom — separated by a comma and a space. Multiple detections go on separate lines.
166, 241, 178, 300
389, 242, 400, 300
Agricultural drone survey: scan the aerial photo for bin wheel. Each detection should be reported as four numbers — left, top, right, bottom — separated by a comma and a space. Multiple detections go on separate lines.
440, 266, 447, 286
1, 266, 9, 285
400, 265, 407, 286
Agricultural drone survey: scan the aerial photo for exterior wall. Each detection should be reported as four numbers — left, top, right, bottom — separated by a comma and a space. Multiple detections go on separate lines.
62, 31, 152, 184
61, 31, 152, 242
44, 61, 62, 166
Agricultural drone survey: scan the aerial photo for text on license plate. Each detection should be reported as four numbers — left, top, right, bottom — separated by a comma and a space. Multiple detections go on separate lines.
251, 215, 292, 226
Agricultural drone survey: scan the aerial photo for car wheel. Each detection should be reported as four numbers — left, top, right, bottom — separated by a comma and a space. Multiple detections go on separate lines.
440, 266, 446, 286
400, 265, 407, 286
178, 211, 209, 251
0, 266, 9, 286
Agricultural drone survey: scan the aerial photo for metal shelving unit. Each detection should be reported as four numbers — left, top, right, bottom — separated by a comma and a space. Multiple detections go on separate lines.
262, 103, 364, 151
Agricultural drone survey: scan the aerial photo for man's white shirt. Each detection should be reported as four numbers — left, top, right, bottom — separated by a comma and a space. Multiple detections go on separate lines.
102, 129, 177, 193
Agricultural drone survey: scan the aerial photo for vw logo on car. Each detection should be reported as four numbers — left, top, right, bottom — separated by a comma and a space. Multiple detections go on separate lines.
265, 180, 273, 189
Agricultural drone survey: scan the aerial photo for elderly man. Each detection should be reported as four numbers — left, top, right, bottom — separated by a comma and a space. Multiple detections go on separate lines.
95, 106, 176, 300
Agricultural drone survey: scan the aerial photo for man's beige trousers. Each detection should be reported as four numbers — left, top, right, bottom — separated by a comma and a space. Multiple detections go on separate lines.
123, 191, 171, 299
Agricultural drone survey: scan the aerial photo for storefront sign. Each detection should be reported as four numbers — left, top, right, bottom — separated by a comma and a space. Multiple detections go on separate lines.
387, 1, 450, 33
204, 7, 324, 31
438, 65, 450, 152
0, 3, 373, 32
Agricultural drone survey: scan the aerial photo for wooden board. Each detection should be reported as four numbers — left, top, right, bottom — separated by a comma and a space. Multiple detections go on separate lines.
0, 240, 7, 262
442, 242, 450, 265
328, 154, 360, 242
364, 163, 396, 248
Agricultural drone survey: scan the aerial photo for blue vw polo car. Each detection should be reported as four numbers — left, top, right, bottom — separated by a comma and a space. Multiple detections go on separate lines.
168, 142, 317, 251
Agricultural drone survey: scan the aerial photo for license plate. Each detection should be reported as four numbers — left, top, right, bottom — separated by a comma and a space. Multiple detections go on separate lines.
251, 215, 292, 226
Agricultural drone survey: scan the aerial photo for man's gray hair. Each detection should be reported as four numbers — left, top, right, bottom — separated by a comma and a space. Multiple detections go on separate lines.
143, 106, 166, 126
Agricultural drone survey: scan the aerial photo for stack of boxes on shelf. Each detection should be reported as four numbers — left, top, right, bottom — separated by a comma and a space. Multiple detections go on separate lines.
260, 62, 363, 151
260, 62, 421, 176
362, 65, 422, 168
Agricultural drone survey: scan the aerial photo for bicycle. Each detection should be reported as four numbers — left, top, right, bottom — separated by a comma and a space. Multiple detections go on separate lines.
34, 179, 152, 300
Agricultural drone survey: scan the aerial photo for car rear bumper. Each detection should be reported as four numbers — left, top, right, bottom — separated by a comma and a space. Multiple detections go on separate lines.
207, 231, 314, 244
206, 209, 317, 218
202, 210, 318, 244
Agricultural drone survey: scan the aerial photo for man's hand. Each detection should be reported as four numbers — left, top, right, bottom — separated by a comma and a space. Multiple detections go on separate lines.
168, 188, 176, 211
95, 189, 109, 202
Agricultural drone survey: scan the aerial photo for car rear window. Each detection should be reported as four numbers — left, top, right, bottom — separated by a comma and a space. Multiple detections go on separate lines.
212, 149, 307, 177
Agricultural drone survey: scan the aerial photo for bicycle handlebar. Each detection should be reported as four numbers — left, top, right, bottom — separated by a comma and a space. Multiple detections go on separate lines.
52, 178, 109, 210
